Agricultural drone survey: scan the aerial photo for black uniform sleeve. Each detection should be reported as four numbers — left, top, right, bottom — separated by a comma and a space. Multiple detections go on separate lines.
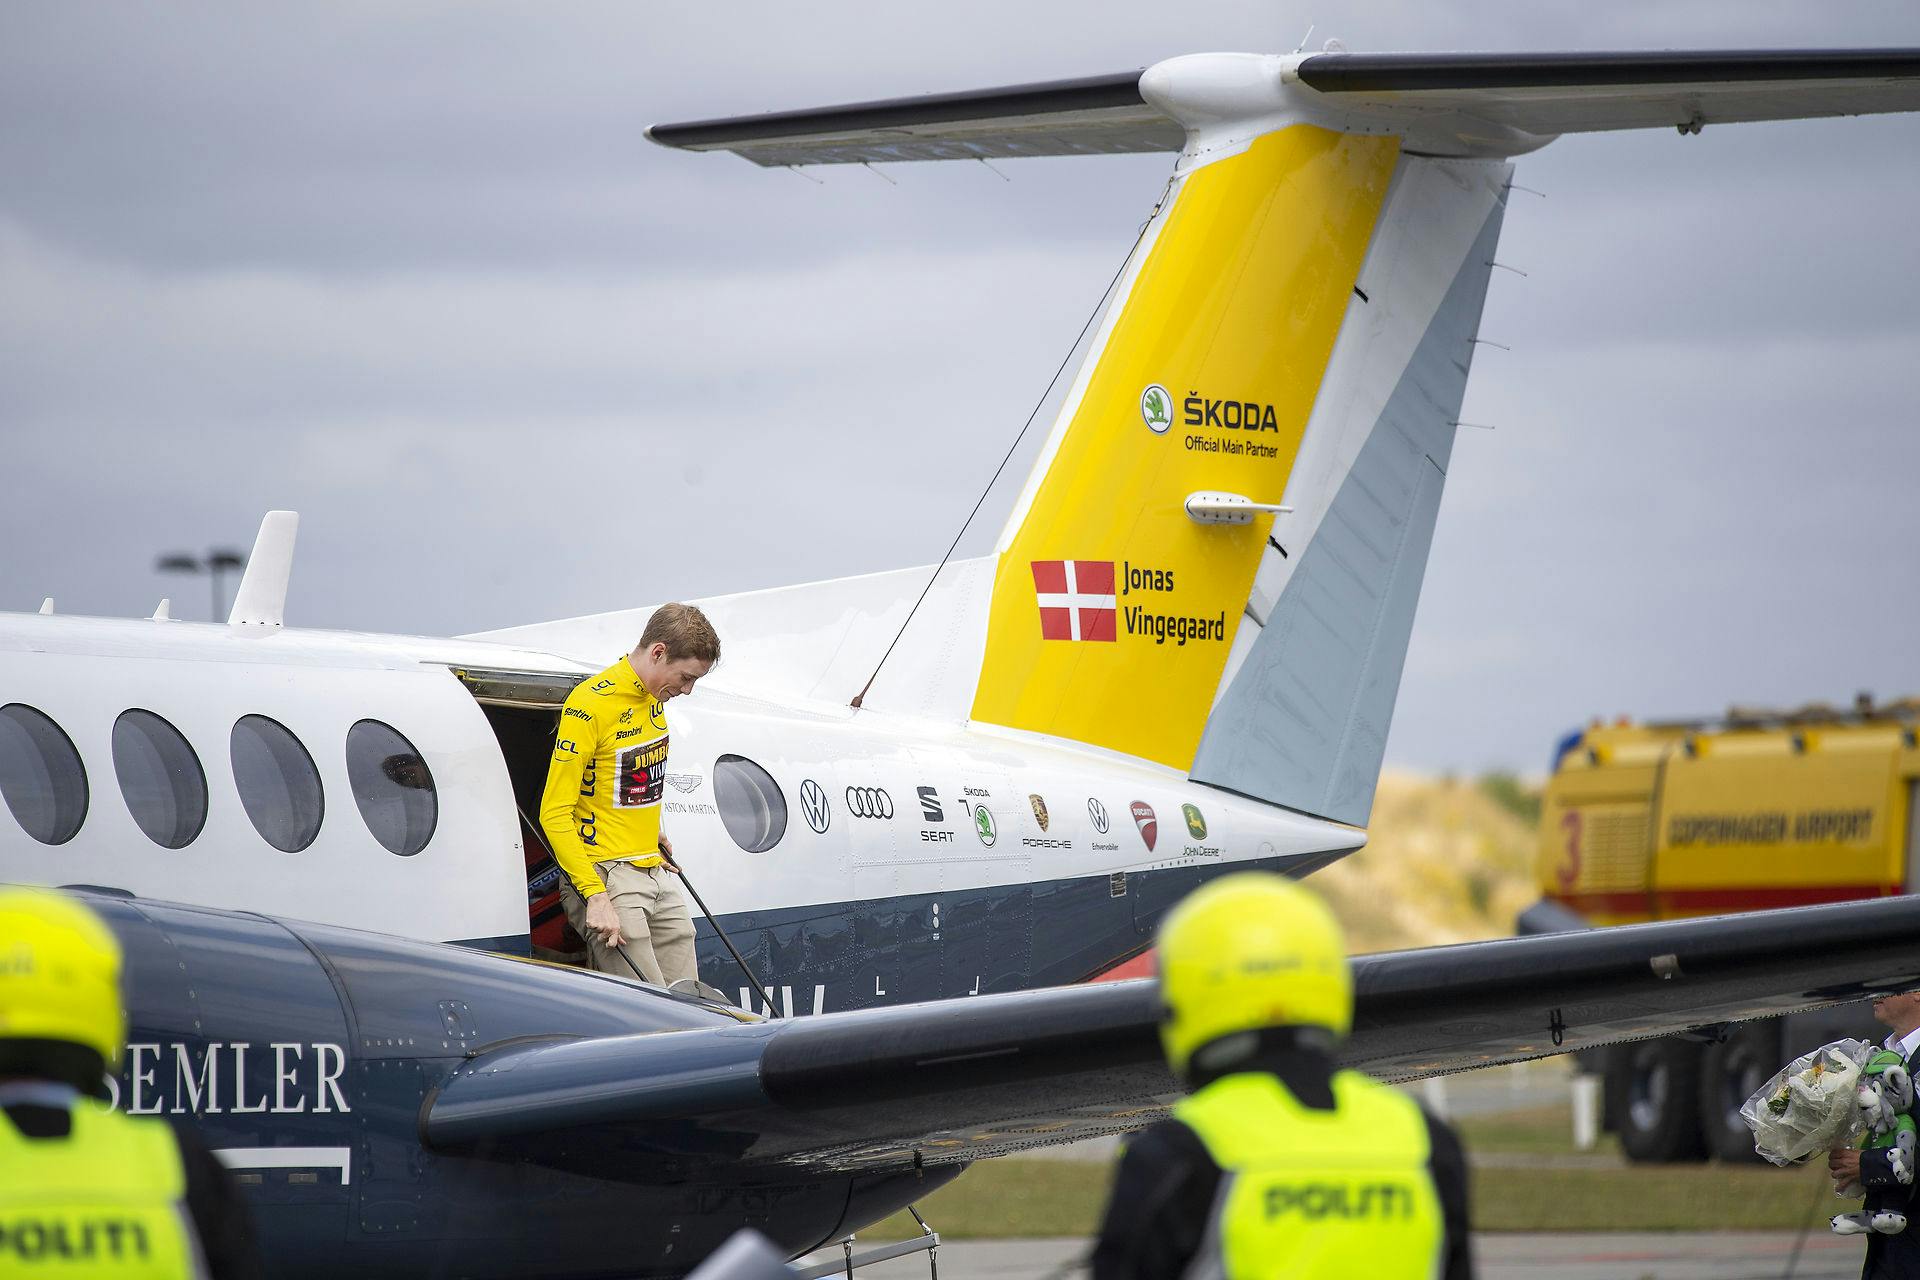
1091, 1120, 1222, 1280
169, 1122, 264, 1280
1422, 1108, 1475, 1280
1861, 1146, 1916, 1194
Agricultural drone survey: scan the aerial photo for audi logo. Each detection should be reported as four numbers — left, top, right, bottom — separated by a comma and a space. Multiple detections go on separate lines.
844, 786, 894, 819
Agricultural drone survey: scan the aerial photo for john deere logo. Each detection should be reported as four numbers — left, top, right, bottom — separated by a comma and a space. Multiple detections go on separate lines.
1140, 383, 1173, 434
1182, 803, 1207, 839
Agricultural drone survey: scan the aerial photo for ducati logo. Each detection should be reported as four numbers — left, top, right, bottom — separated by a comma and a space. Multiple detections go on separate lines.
845, 787, 894, 819
1131, 800, 1157, 852
1183, 803, 1207, 839
799, 779, 830, 833
1028, 794, 1049, 831
1087, 798, 1110, 835
1140, 382, 1173, 434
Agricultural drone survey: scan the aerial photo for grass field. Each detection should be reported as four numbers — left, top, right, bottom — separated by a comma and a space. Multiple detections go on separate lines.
859, 1100, 1844, 1240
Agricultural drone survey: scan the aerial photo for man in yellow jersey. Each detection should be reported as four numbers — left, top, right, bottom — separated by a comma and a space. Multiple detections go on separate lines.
540, 602, 720, 985
1092, 873, 1472, 1279
0, 887, 260, 1278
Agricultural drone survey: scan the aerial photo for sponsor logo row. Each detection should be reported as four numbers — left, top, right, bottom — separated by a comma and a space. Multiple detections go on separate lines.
791, 781, 1211, 853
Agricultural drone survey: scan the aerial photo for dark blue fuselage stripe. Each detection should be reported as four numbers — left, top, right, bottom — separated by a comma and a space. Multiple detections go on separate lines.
689, 854, 1324, 1013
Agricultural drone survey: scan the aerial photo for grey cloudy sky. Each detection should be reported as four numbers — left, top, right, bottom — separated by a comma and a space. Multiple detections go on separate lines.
3, 2, 1917, 775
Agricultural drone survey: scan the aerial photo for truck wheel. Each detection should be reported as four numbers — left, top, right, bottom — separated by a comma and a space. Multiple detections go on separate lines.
1699, 1027, 1774, 1163
1608, 1039, 1707, 1162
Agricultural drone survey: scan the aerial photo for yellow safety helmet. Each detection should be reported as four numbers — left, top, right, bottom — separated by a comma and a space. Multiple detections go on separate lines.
0, 887, 126, 1068
1157, 872, 1352, 1077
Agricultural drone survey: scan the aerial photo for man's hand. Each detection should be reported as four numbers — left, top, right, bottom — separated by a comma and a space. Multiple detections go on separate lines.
659, 833, 681, 874
584, 892, 625, 948
1830, 1146, 1863, 1189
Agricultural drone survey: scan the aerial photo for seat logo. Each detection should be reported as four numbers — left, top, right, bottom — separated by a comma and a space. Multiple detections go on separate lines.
917, 786, 943, 822
1131, 800, 1157, 852
1028, 794, 1049, 831
1140, 383, 1173, 434
1182, 803, 1207, 839
1087, 798, 1109, 835
799, 779, 830, 833
845, 787, 894, 819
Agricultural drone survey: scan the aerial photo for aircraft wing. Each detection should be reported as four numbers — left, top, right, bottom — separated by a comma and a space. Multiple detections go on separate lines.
424, 895, 1920, 1172
647, 49, 1920, 167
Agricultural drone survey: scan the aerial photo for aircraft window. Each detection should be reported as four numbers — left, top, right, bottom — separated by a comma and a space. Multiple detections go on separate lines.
231, 715, 324, 853
713, 754, 786, 853
112, 709, 208, 849
0, 704, 88, 845
346, 720, 436, 856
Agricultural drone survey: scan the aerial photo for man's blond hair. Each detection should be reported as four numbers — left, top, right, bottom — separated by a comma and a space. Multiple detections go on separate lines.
638, 602, 720, 666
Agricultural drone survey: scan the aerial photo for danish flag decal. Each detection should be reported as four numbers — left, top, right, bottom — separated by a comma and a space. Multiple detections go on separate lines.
1031, 560, 1116, 642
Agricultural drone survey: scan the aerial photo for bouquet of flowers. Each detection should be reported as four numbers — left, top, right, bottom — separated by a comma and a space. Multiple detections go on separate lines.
1742, 1038, 1874, 1166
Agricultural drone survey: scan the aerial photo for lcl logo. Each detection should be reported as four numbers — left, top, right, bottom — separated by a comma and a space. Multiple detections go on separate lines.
845, 787, 894, 819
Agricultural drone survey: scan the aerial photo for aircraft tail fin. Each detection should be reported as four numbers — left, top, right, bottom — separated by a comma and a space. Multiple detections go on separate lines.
645, 50, 1920, 826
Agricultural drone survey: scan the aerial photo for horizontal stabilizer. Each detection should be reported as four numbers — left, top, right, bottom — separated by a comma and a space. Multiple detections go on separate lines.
646, 70, 1173, 165
1294, 48, 1920, 137
425, 896, 1920, 1171
650, 49, 1920, 167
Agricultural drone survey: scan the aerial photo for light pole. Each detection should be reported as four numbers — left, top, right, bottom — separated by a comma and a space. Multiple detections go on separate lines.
156, 548, 248, 621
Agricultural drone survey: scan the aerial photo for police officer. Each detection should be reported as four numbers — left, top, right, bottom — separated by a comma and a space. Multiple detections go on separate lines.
0, 887, 260, 1278
1092, 873, 1472, 1279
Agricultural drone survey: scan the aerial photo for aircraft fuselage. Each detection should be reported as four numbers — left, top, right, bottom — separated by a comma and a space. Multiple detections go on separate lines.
0, 612, 1360, 1014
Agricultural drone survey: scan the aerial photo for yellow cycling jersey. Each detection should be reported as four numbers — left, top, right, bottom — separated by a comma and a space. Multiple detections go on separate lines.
539, 656, 670, 898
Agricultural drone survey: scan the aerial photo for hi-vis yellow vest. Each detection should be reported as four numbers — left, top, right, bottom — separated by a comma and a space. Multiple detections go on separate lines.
0, 1098, 205, 1278
1174, 1070, 1443, 1279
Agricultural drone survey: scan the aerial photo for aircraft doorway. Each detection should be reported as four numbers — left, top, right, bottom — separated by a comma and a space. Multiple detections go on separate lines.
450, 667, 590, 962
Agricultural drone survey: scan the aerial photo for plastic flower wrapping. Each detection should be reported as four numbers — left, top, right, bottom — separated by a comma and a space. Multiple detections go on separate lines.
1742, 1038, 1873, 1166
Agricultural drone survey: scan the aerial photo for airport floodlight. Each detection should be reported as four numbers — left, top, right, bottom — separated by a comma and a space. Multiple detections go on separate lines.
155, 546, 250, 621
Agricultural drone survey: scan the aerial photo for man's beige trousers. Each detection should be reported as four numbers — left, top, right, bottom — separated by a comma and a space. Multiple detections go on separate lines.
559, 860, 697, 986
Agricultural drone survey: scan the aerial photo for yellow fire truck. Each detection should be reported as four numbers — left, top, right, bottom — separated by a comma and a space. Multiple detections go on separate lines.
1526, 697, 1920, 1161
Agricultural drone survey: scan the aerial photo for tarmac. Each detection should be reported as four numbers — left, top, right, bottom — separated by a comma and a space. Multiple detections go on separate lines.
797, 1232, 1866, 1279
794, 1063, 1869, 1278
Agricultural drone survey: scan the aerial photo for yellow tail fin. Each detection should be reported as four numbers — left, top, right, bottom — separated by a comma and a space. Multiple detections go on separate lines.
970, 126, 1398, 769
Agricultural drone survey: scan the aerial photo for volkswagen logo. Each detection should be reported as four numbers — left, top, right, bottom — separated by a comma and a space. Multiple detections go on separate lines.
844, 786, 894, 820
1087, 797, 1110, 835
799, 779, 830, 833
